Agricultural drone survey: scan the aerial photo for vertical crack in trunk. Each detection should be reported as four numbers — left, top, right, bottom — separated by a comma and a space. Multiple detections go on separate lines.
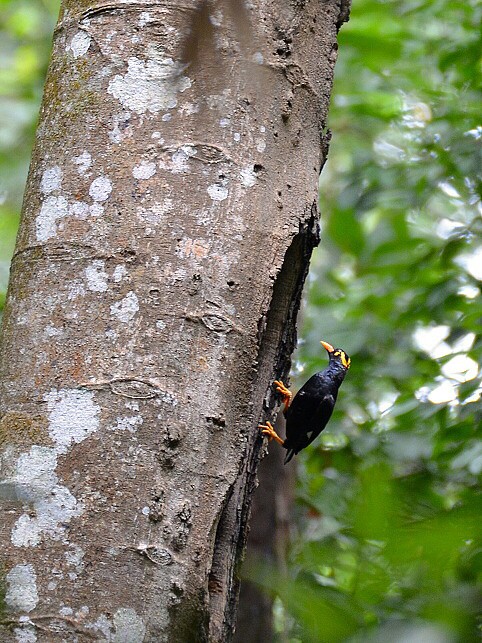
207, 205, 320, 642
256, 203, 321, 419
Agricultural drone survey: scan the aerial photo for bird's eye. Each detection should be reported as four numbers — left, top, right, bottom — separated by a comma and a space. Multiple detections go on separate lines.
340, 353, 350, 368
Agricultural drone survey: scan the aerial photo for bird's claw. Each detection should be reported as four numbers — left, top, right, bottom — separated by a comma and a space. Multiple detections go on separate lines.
274, 379, 292, 410
259, 421, 285, 446
274, 379, 290, 396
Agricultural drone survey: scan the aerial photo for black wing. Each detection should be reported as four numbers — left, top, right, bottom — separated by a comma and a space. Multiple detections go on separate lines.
283, 375, 337, 462
305, 393, 336, 447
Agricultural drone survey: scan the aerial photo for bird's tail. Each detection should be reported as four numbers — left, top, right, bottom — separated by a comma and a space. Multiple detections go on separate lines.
284, 449, 295, 465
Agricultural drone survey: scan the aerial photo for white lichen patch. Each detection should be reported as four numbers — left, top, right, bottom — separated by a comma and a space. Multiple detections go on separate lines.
40, 166, 62, 194
89, 203, 104, 217
44, 324, 62, 338
6, 564, 38, 613
138, 11, 151, 27
113, 264, 128, 283
73, 151, 92, 175
85, 260, 109, 292
67, 32, 92, 59
92, 614, 112, 638
10, 389, 100, 547
69, 200, 90, 219
179, 102, 200, 116
108, 56, 191, 115
65, 544, 85, 571
112, 608, 146, 643
110, 291, 139, 322
36, 195, 68, 241
206, 91, 231, 111
45, 389, 101, 455
113, 415, 143, 433
170, 145, 197, 174
89, 176, 112, 202
156, 391, 178, 407
210, 9, 223, 26
77, 606, 90, 618
256, 138, 266, 153
253, 51, 264, 64
207, 183, 229, 201
14, 624, 38, 642
59, 606, 74, 617
11, 483, 81, 547
240, 166, 257, 187
68, 280, 86, 300
105, 328, 118, 341
132, 161, 156, 180
151, 131, 164, 141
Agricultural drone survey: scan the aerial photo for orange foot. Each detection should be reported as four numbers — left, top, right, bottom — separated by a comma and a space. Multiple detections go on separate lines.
259, 421, 285, 446
274, 379, 292, 411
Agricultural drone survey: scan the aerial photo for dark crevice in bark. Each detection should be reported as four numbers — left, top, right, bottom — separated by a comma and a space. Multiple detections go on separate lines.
234, 430, 295, 643
205, 206, 320, 641
336, 0, 352, 30
208, 473, 245, 641
229, 206, 320, 641
258, 203, 321, 411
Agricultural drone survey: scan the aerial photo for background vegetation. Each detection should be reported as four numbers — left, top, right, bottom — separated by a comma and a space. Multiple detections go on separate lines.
0, 0, 480, 641
251, 1, 481, 641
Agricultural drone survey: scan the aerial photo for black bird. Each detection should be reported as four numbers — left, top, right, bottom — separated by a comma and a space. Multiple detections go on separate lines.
259, 340, 351, 463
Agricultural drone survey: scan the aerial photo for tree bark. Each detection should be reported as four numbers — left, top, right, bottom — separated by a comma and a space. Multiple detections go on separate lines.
0, 1, 349, 641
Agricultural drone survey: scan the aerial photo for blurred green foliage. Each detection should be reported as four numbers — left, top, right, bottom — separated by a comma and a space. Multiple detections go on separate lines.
250, 0, 481, 641
0, 0, 60, 308
0, 0, 480, 640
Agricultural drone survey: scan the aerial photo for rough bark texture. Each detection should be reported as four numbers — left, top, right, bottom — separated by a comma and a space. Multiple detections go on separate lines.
0, 1, 349, 641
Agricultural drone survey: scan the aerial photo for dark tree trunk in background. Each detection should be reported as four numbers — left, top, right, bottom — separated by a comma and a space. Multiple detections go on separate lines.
0, 0, 350, 640
234, 416, 295, 643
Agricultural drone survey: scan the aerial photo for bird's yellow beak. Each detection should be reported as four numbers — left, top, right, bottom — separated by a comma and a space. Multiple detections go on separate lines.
320, 340, 335, 353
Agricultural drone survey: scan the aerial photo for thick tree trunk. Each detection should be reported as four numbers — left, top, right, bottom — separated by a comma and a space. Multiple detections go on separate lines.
0, 1, 349, 641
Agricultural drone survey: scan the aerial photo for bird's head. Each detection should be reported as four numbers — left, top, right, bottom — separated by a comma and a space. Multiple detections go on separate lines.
320, 340, 351, 370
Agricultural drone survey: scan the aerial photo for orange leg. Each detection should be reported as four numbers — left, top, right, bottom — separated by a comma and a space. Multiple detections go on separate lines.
259, 421, 285, 446
274, 379, 292, 412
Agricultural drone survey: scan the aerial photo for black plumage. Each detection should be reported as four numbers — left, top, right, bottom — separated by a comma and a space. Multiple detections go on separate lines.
260, 341, 351, 464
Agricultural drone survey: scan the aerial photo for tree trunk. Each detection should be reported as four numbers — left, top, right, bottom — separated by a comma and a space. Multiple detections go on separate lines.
234, 416, 295, 643
0, 1, 349, 641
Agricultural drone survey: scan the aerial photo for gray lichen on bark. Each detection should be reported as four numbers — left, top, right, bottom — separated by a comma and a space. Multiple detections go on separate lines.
0, 0, 349, 640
